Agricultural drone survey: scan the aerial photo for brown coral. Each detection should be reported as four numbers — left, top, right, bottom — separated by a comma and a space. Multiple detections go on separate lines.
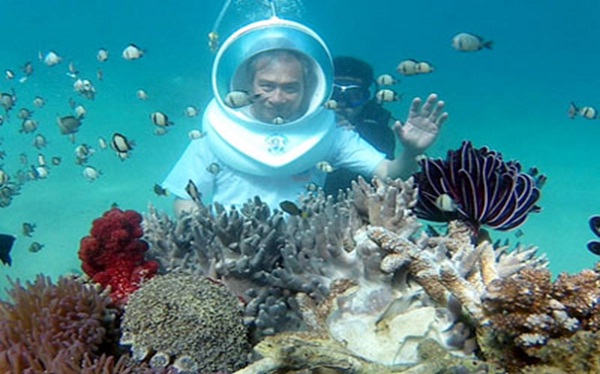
524, 330, 600, 373
479, 265, 600, 372
552, 268, 600, 330
121, 272, 250, 373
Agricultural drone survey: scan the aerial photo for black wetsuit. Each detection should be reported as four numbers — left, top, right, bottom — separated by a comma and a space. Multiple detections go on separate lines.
324, 99, 395, 196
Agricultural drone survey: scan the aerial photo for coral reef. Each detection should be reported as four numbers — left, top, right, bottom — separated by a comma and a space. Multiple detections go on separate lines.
137, 170, 600, 374
144, 176, 549, 369
143, 196, 301, 338
236, 281, 497, 374
7, 174, 600, 372
79, 207, 159, 306
0, 275, 119, 373
120, 272, 250, 373
479, 264, 600, 372
521, 330, 600, 373
413, 140, 545, 232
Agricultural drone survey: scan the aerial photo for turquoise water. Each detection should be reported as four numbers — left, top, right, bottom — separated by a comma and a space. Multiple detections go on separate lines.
1, 0, 599, 297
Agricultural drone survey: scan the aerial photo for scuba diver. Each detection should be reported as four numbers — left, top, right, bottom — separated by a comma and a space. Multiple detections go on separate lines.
162, 15, 448, 216
324, 56, 396, 196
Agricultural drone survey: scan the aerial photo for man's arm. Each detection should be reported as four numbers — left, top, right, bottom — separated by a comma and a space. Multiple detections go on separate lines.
374, 146, 422, 180
374, 93, 448, 180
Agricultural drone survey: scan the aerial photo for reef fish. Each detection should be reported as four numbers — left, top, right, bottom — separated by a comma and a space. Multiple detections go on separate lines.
435, 194, 458, 212
188, 129, 205, 140
22, 222, 36, 237
151, 111, 173, 127
590, 215, 600, 237
0, 234, 15, 266
279, 200, 306, 217
82, 166, 102, 182
111, 133, 134, 159
585, 216, 600, 255
42, 50, 62, 66
153, 184, 169, 196
122, 44, 144, 60
97, 48, 109, 62
452, 33, 493, 52
185, 179, 202, 206
316, 161, 334, 173
375, 74, 397, 86
184, 106, 199, 117
396, 59, 419, 76
208, 31, 219, 52
136, 89, 149, 100
28, 242, 44, 253
375, 89, 400, 104
57, 115, 82, 135
206, 163, 221, 175
224, 91, 260, 109
580, 106, 597, 120
568, 102, 578, 119
1, 90, 16, 112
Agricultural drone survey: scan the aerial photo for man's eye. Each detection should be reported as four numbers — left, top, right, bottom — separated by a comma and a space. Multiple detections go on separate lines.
260, 84, 275, 92
283, 86, 300, 94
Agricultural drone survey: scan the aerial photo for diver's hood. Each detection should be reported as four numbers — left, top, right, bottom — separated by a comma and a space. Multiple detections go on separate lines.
204, 17, 334, 176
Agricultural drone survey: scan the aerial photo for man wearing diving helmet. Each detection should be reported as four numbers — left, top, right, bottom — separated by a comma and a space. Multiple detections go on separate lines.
248, 49, 308, 123
162, 19, 447, 215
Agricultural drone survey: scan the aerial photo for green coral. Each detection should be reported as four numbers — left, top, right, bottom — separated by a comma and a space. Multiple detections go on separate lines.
121, 273, 250, 372
522, 330, 600, 373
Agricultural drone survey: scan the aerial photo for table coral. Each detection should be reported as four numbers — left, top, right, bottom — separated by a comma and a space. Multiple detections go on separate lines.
79, 208, 159, 306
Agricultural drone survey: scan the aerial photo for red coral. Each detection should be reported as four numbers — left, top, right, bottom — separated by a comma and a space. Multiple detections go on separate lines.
79, 208, 158, 306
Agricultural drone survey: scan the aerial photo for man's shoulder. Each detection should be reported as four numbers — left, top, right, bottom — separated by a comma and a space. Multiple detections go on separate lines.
182, 137, 216, 158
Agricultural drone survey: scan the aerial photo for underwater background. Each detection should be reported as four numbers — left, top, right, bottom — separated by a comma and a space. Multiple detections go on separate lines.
1, 0, 599, 299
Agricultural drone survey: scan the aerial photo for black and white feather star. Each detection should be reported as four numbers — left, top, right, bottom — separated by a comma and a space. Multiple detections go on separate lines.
413, 141, 544, 232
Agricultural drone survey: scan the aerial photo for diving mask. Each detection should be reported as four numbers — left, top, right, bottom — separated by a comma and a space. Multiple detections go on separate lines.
332, 80, 371, 108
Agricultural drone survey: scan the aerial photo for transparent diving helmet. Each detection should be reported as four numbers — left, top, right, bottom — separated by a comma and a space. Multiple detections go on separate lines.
203, 17, 335, 176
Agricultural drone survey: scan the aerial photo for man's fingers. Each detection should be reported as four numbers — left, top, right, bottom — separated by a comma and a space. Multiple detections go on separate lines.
437, 112, 449, 128
420, 93, 438, 117
430, 100, 445, 121
408, 97, 422, 119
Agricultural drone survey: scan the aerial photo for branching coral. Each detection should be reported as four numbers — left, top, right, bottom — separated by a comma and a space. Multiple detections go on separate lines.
143, 176, 560, 372
480, 264, 600, 372
145, 178, 485, 367
143, 178, 423, 340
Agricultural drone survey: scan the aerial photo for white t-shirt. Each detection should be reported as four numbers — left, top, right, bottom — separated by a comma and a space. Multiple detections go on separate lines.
161, 126, 386, 209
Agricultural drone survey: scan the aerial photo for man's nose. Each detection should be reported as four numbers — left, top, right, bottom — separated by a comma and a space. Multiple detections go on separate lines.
268, 88, 286, 103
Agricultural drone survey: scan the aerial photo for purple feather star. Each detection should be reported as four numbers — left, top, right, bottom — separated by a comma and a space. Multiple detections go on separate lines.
413, 141, 544, 232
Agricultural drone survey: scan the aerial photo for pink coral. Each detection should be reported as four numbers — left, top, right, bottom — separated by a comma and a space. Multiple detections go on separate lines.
0, 275, 112, 372
79, 208, 158, 306
0, 275, 171, 373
